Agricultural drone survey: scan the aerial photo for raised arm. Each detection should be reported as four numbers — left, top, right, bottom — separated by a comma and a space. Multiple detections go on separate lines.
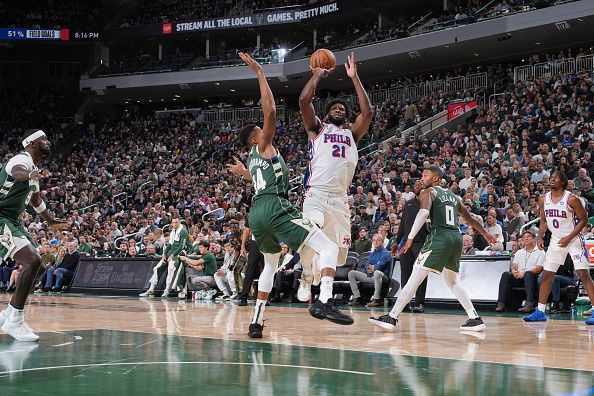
239, 52, 276, 152
558, 195, 588, 247
536, 196, 548, 250
457, 198, 497, 245
299, 68, 332, 136
345, 52, 373, 143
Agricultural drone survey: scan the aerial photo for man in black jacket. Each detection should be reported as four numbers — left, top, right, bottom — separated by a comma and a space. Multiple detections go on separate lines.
42, 241, 80, 292
395, 181, 428, 312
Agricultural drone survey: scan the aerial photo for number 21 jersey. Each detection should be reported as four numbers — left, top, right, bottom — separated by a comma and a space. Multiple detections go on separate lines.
304, 123, 358, 196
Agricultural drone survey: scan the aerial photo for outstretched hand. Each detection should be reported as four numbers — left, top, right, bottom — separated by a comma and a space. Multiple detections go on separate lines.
239, 52, 263, 74
48, 220, 68, 231
226, 156, 248, 175
344, 52, 357, 79
311, 67, 334, 79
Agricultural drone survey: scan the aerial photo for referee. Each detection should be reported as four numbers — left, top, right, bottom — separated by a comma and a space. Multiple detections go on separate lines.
237, 217, 265, 306
395, 181, 428, 312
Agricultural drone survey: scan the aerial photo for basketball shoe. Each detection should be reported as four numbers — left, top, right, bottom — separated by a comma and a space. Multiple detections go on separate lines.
523, 309, 547, 322
368, 314, 397, 331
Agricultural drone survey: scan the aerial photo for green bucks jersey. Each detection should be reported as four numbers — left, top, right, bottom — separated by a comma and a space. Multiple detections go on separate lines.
248, 145, 289, 199
0, 153, 39, 222
427, 186, 460, 233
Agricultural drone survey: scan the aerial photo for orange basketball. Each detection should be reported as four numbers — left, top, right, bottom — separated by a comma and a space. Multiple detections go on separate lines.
310, 49, 336, 70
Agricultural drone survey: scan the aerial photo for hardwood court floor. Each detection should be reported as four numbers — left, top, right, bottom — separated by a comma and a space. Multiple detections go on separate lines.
1, 294, 593, 395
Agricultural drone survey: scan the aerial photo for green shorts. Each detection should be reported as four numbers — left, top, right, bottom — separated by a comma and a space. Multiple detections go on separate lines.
0, 217, 34, 260
414, 230, 463, 273
249, 195, 317, 254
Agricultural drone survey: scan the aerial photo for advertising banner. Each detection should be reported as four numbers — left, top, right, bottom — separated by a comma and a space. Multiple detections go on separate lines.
447, 100, 478, 120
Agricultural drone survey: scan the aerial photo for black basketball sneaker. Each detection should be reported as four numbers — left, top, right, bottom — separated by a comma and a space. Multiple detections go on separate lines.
248, 323, 263, 338
368, 314, 398, 331
309, 299, 354, 325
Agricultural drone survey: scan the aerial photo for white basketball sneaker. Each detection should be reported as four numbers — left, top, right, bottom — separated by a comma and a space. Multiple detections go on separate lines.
1, 311, 40, 342
0, 306, 10, 328
139, 289, 154, 297
297, 276, 313, 302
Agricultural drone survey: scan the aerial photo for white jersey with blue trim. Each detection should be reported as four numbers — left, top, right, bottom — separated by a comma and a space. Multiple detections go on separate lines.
304, 122, 358, 196
543, 190, 584, 240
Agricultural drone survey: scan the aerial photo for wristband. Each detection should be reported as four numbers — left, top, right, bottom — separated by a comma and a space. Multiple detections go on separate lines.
33, 201, 46, 213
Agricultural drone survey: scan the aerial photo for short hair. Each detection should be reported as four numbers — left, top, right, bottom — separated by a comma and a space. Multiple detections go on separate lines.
553, 170, 569, 189
426, 165, 443, 179
238, 124, 257, 147
199, 240, 210, 249
324, 98, 351, 120
522, 230, 535, 238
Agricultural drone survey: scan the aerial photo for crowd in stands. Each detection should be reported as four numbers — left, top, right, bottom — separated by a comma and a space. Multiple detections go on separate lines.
1, 47, 594, 306
0, 0, 104, 29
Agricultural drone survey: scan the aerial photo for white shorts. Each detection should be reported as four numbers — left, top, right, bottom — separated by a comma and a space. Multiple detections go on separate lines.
303, 190, 351, 251
543, 235, 590, 272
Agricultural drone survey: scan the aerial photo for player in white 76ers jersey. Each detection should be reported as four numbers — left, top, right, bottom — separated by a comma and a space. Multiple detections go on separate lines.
297, 52, 373, 308
523, 171, 594, 325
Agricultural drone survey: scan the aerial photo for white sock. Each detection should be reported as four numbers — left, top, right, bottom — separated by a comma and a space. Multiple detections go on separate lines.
538, 303, 546, 312
319, 276, 333, 303
148, 284, 155, 292
389, 267, 429, 319
443, 269, 478, 319
251, 299, 267, 325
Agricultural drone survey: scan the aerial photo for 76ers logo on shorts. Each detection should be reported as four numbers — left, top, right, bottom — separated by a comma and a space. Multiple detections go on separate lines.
342, 236, 351, 247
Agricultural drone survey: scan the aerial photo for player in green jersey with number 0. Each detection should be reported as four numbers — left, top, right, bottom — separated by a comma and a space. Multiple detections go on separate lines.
226, 52, 353, 339
369, 166, 497, 332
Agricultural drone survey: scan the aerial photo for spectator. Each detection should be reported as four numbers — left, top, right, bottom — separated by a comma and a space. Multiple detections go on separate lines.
347, 234, 393, 307
351, 228, 372, 254
77, 235, 94, 257
495, 231, 544, 313
484, 211, 504, 251
270, 243, 301, 303
42, 242, 80, 293
462, 235, 477, 255
503, 208, 524, 239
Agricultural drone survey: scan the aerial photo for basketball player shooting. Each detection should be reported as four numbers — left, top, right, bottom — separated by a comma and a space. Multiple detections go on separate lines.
0, 130, 68, 341
296, 51, 373, 303
523, 171, 594, 325
227, 52, 353, 339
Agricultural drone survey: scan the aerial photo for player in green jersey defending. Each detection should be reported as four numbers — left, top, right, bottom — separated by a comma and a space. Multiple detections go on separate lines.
227, 52, 353, 338
369, 166, 497, 332
0, 130, 67, 341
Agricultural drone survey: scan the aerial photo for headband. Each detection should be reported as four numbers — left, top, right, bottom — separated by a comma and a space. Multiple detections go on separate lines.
22, 130, 46, 148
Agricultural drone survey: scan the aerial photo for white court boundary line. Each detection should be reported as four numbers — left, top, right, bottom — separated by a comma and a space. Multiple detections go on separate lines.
0, 361, 374, 376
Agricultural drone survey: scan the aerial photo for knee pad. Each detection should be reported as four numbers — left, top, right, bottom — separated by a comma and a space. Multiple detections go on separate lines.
319, 243, 339, 271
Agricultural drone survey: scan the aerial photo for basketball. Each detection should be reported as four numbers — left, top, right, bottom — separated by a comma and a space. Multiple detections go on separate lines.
310, 49, 336, 70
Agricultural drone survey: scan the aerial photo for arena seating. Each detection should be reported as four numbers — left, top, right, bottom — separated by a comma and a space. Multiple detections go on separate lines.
1, 47, 593, 305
